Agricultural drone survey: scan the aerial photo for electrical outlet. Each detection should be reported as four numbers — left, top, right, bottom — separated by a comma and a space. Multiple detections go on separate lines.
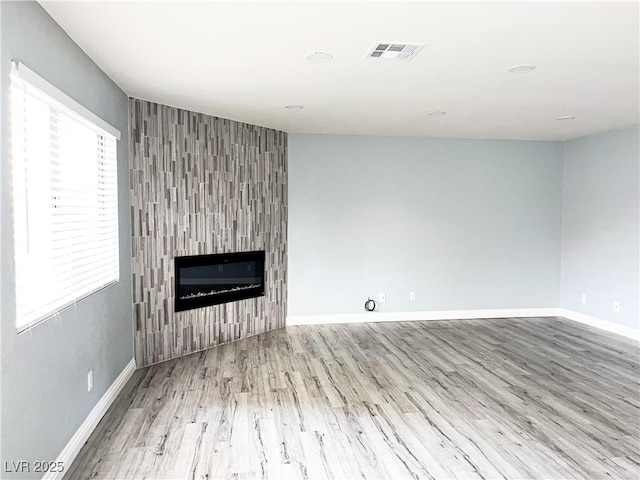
379, 292, 386, 303
581, 293, 587, 304
410, 292, 416, 301
613, 301, 621, 313
87, 370, 93, 392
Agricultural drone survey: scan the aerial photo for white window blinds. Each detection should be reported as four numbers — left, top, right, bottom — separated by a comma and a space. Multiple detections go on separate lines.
10, 62, 121, 331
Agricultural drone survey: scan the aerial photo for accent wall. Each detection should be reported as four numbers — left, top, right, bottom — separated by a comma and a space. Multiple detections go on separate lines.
129, 99, 287, 367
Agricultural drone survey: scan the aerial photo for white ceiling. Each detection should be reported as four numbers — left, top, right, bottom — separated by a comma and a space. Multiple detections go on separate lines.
40, 1, 639, 141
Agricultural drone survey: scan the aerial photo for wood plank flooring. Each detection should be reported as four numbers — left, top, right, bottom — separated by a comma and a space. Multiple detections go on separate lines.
65, 317, 640, 479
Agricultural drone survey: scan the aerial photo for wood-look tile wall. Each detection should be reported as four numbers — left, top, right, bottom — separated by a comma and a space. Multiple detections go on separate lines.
129, 99, 287, 367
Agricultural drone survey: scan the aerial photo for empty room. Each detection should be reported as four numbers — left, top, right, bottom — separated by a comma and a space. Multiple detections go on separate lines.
1, 1, 639, 479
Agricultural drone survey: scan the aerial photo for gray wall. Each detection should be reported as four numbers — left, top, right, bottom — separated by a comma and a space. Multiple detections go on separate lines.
561, 127, 639, 330
130, 99, 287, 367
288, 134, 564, 315
1, 2, 133, 477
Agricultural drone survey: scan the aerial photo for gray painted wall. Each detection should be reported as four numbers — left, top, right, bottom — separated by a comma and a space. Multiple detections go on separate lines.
1, 2, 133, 477
288, 134, 564, 315
561, 127, 640, 330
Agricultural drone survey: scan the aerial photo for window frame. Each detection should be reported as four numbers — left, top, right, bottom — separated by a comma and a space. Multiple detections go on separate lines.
10, 61, 122, 333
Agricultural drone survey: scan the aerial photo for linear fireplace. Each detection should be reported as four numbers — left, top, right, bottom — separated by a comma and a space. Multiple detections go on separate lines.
174, 250, 265, 312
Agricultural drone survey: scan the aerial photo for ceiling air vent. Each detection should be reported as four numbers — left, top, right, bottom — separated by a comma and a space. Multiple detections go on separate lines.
365, 42, 425, 60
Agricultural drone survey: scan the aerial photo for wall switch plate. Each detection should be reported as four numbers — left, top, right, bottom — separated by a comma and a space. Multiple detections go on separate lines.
379, 292, 386, 303
88, 370, 93, 392
613, 301, 621, 313
410, 292, 416, 301
581, 293, 587, 304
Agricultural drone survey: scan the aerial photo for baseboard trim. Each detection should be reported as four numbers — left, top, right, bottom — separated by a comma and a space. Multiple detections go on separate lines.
557, 308, 640, 341
287, 308, 560, 326
43, 358, 137, 480
288, 307, 640, 342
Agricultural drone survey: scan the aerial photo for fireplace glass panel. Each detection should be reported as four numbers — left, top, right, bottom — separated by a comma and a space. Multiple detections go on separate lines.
175, 251, 265, 312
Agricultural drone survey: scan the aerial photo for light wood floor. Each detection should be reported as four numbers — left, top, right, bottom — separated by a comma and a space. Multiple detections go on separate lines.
66, 317, 640, 479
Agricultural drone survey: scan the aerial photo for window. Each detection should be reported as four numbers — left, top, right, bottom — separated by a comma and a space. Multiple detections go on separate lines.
10, 62, 121, 331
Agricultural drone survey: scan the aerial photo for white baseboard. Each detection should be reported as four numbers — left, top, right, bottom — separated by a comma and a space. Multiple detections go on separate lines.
287, 307, 640, 342
557, 308, 640, 342
43, 358, 137, 480
287, 308, 560, 326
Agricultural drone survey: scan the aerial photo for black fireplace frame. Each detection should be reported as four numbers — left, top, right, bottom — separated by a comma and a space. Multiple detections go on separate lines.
174, 250, 265, 312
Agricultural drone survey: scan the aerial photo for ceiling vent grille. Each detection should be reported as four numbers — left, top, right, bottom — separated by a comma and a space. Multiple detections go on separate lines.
365, 42, 425, 61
